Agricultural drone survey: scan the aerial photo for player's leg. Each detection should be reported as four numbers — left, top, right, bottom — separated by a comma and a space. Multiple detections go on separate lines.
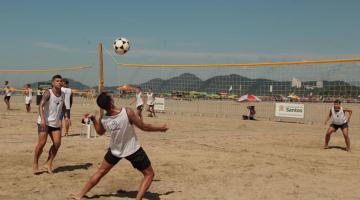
64, 115, 71, 136
71, 152, 118, 200
5, 96, 10, 110
151, 105, 156, 117
341, 127, 350, 151
33, 127, 48, 173
324, 126, 336, 149
136, 165, 155, 200
137, 106, 143, 120
26, 103, 30, 112
44, 128, 61, 173
127, 147, 154, 200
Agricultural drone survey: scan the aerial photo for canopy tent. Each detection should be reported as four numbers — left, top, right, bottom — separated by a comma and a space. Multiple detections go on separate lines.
287, 94, 301, 100
237, 94, 261, 102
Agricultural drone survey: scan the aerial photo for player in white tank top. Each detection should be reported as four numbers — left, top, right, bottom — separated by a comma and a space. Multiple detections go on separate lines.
324, 100, 353, 151
130, 87, 145, 120
33, 75, 67, 174
24, 84, 33, 113
146, 88, 156, 117
3, 81, 12, 110
61, 79, 73, 136
72, 92, 168, 200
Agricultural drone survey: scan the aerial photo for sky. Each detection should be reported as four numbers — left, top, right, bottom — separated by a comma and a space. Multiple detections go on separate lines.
0, 0, 360, 87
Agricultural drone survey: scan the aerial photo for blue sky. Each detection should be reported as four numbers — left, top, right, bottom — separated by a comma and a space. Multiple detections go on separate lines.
1, 0, 360, 87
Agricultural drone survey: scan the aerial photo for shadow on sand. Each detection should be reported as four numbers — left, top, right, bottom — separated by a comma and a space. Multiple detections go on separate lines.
86, 190, 176, 200
53, 163, 93, 173
63, 133, 81, 137
326, 146, 348, 151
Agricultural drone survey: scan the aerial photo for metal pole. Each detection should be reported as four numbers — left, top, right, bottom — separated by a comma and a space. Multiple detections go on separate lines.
98, 43, 104, 116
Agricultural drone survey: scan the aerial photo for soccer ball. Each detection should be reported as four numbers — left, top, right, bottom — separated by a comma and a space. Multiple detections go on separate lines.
113, 37, 130, 55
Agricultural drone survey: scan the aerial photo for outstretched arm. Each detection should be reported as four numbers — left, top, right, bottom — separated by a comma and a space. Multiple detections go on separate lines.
86, 114, 106, 135
129, 97, 136, 105
126, 108, 168, 132
344, 108, 353, 123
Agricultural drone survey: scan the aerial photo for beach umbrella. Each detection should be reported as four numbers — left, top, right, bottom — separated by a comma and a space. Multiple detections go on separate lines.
117, 85, 135, 92
237, 94, 261, 102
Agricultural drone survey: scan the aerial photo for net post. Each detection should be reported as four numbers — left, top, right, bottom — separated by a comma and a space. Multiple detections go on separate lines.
98, 43, 104, 116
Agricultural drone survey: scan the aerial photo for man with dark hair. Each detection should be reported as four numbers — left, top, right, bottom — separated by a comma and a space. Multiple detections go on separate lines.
4, 81, 12, 110
324, 99, 353, 151
71, 92, 168, 200
61, 78, 73, 136
33, 75, 67, 173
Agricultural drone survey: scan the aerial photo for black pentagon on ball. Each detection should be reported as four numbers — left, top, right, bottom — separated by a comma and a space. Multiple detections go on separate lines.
120, 46, 124, 49
115, 46, 118, 50
124, 50, 127, 53
122, 41, 126, 44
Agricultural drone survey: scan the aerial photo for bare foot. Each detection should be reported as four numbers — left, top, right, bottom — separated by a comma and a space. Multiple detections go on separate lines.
346, 148, 351, 152
70, 193, 83, 200
42, 163, 53, 174
33, 164, 39, 174
323, 146, 330, 149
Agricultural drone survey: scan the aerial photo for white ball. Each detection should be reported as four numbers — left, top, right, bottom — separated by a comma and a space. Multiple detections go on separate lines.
113, 37, 130, 55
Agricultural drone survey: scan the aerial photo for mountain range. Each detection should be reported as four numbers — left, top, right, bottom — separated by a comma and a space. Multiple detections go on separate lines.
30, 73, 359, 98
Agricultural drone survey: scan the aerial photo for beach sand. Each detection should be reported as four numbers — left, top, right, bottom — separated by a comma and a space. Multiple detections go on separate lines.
1, 97, 360, 200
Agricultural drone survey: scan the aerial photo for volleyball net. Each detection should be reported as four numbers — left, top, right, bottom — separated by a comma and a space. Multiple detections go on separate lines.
116, 58, 360, 126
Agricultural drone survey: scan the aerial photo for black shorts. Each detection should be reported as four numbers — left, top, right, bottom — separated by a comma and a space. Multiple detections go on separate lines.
330, 123, 348, 131
137, 105, 144, 111
37, 124, 61, 133
4, 96, 11, 101
104, 147, 151, 171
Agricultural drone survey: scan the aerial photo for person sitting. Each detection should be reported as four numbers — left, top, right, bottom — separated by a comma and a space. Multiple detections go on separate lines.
243, 106, 256, 120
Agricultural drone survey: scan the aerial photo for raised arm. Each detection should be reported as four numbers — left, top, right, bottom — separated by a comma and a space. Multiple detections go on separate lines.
129, 97, 136, 105
344, 108, 353, 123
126, 108, 168, 132
88, 115, 106, 135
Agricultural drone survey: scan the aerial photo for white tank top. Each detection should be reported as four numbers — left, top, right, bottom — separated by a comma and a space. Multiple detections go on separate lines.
136, 92, 144, 107
101, 108, 140, 158
331, 107, 347, 125
25, 88, 32, 101
5, 85, 12, 96
37, 89, 65, 128
147, 92, 155, 105
61, 87, 72, 109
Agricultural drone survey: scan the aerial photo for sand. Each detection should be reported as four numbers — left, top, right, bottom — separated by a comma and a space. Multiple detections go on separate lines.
1, 96, 360, 200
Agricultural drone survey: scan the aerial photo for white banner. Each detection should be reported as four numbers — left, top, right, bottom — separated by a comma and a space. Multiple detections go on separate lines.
154, 97, 165, 112
275, 103, 305, 119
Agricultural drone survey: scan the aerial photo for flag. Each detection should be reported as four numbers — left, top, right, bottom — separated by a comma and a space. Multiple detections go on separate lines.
228, 85, 233, 92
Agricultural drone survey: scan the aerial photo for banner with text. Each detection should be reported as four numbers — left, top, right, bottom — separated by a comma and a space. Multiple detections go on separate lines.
275, 103, 305, 119
154, 97, 165, 112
